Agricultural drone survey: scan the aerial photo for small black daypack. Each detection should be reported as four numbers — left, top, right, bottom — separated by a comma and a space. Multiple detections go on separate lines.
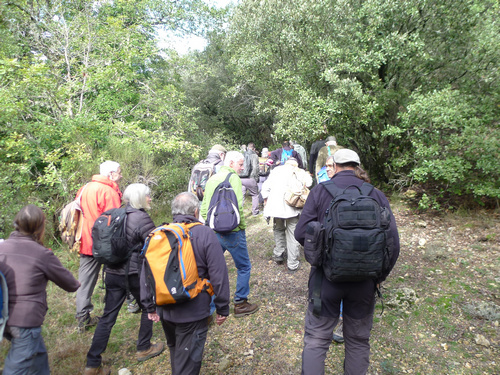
321, 181, 392, 282
206, 173, 240, 233
91, 207, 129, 265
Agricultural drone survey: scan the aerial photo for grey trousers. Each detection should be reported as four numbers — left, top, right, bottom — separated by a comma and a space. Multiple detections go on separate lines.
301, 302, 375, 375
76, 254, 102, 319
241, 178, 260, 215
273, 216, 300, 270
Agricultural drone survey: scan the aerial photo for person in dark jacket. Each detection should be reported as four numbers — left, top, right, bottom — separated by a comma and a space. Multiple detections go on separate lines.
295, 149, 400, 375
0, 205, 80, 375
141, 192, 230, 375
84, 184, 164, 375
269, 141, 304, 169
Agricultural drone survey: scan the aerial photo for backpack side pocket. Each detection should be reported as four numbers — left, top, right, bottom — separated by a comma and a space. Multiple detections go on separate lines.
304, 221, 324, 267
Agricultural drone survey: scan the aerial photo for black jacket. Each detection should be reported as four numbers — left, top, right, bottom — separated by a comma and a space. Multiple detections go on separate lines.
105, 204, 156, 276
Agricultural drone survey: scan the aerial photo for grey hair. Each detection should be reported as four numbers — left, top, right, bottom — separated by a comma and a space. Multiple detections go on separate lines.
100, 160, 120, 177
171, 192, 200, 216
224, 151, 244, 166
123, 183, 151, 209
326, 155, 334, 164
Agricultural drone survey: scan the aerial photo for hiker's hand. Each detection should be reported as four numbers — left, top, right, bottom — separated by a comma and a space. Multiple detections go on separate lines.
216, 314, 227, 326
148, 312, 160, 322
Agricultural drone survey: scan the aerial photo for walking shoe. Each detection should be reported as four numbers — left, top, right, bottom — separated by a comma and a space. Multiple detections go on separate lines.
127, 299, 140, 314
234, 300, 259, 317
332, 319, 344, 343
287, 266, 299, 273
272, 254, 284, 265
136, 342, 165, 362
77, 315, 101, 333
83, 366, 111, 375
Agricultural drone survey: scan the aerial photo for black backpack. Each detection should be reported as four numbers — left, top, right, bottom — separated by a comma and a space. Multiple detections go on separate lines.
206, 173, 241, 233
91, 207, 130, 265
321, 181, 392, 282
239, 150, 253, 178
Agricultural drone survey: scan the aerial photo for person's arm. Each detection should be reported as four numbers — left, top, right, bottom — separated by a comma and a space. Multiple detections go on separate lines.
44, 251, 80, 292
201, 229, 230, 317
294, 187, 322, 245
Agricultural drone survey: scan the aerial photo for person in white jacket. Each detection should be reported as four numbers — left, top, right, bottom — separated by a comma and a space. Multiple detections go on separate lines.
261, 158, 312, 271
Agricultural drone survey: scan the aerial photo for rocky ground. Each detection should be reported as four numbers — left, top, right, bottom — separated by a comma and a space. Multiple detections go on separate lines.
1, 197, 498, 374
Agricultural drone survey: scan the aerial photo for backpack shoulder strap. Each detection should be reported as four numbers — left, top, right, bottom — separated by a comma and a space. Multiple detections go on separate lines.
321, 180, 344, 199
223, 172, 234, 184
360, 182, 374, 196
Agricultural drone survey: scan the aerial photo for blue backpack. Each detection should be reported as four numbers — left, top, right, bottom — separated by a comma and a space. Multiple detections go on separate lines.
317, 166, 329, 182
280, 148, 293, 164
206, 173, 241, 233
0, 270, 8, 342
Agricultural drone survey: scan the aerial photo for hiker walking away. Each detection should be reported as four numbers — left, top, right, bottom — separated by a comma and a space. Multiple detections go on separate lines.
269, 141, 305, 169
308, 137, 326, 176
325, 154, 371, 344
239, 142, 261, 216
290, 140, 309, 172
261, 158, 312, 272
258, 147, 271, 208
0, 205, 80, 375
84, 184, 164, 375
200, 151, 259, 317
188, 144, 227, 201
142, 192, 230, 375
295, 149, 400, 374
76, 161, 123, 332
315, 136, 344, 183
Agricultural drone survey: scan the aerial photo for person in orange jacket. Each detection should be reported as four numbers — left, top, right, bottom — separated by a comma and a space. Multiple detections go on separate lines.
76, 161, 122, 332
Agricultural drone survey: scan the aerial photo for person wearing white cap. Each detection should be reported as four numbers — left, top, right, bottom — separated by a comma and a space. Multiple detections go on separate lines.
295, 148, 400, 375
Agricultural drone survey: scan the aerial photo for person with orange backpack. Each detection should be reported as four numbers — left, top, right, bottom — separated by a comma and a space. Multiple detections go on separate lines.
141, 192, 230, 375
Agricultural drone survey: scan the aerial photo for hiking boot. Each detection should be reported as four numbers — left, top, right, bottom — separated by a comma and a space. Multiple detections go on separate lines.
332, 319, 344, 343
83, 366, 111, 375
136, 342, 165, 362
77, 315, 101, 333
272, 254, 284, 265
234, 300, 259, 317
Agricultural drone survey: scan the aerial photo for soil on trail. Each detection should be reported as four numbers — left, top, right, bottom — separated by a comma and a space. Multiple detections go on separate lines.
198, 201, 499, 375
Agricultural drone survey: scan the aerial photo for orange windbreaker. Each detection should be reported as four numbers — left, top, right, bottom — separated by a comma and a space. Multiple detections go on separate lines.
76, 175, 122, 256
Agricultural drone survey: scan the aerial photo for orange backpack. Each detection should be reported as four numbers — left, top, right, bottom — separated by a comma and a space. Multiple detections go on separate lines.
142, 222, 214, 305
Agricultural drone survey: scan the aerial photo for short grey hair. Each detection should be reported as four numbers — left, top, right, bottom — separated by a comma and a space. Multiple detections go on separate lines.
224, 151, 244, 166
123, 183, 151, 209
171, 192, 199, 216
100, 160, 120, 177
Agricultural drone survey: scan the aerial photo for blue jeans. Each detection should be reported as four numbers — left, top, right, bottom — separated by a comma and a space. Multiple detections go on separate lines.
3, 326, 50, 375
215, 230, 251, 303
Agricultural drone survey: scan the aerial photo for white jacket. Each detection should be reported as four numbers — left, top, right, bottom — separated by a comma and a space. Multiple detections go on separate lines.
261, 164, 313, 219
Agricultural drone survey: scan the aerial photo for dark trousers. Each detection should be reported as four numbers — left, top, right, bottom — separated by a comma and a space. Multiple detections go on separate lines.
302, 280, 376, 375
161, 318, 208, 375
86, 273, 153, 367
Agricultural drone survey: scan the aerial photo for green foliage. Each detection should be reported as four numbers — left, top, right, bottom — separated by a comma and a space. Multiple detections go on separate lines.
0, 0, 220, 239
191, 0, 500, 205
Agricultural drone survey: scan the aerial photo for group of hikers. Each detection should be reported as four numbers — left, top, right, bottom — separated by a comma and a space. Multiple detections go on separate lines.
0, 137, 400, 375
